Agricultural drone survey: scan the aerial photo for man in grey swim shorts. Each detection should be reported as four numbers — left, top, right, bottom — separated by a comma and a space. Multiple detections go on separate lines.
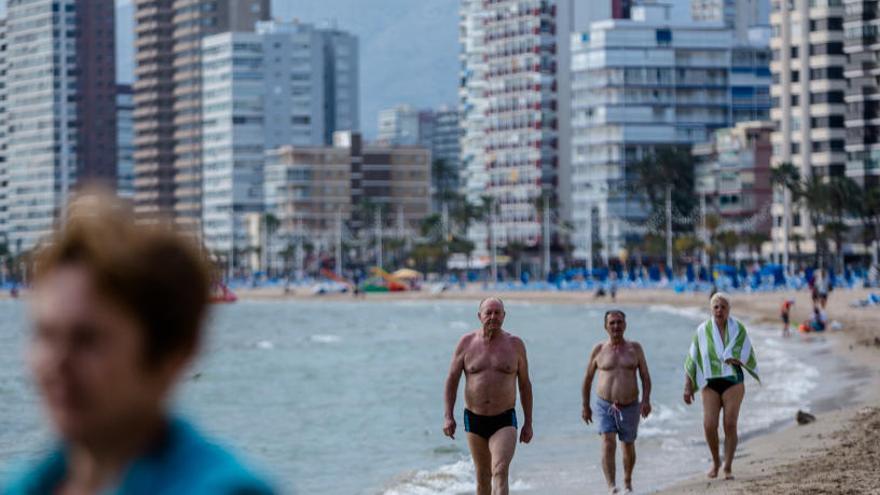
582, 310, 652, 494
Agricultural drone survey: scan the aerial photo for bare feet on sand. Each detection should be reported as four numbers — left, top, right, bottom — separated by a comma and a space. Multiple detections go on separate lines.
723, 470, 735, 480
608, 486, 619, 494
707, 462, 721, 478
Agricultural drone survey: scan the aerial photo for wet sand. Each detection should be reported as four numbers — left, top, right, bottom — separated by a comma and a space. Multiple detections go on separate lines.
237, 284, 880, 494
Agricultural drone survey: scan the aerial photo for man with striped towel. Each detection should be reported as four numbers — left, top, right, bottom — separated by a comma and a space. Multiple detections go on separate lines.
683, 292, 759, 480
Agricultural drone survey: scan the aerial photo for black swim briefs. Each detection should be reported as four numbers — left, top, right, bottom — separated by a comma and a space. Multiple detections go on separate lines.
463, 408, 517, 440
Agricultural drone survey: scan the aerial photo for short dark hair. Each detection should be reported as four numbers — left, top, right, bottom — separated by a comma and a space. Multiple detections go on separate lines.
604, 310, 626, 325
34, 189, 211, 367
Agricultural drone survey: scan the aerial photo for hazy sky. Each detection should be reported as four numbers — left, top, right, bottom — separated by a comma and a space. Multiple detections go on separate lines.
1, 0, 693, 137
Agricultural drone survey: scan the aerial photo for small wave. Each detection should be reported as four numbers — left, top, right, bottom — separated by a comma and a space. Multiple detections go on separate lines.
255, 340, 274, 350
382, 458, 531, 495
647, 304, 706, 321
310, 334, 342, 344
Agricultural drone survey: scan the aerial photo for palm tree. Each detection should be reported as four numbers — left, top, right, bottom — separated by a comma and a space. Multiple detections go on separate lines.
505, 241, 527, 281
263, 213, 280, 276
770, 162, 802, 268
630, 145, 697, 234
716, 231, 740, 264
801, 176, 830, 267
825, 177, 861, 272
745, 232, 770, 264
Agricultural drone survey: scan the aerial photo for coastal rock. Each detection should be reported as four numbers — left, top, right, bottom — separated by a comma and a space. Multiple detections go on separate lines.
796, 410, 816, 425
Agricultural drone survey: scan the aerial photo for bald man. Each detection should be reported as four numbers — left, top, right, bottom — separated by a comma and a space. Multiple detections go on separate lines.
443, 297, 533, 495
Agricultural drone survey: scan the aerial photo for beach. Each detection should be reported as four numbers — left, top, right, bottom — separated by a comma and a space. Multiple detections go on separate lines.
236, 285, 880, 494
3, 283, 878, 493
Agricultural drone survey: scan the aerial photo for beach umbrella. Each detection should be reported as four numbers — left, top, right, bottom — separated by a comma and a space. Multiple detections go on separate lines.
392, 268, 423, 280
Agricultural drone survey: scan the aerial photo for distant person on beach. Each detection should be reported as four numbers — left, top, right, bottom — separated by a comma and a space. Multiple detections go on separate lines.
683, 293, 760, 481
443, 297, 533, 495
780, 299, 794, 337
815, 269, 830, 309
609, 273, 618, 302
4, 190, 275, 495
582, 310, 652, 494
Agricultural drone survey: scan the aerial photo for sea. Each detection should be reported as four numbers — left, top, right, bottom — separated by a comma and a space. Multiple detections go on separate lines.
0, 297, 860, 494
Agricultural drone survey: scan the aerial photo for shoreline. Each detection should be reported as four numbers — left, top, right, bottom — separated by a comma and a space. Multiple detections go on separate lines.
238, 286, 880, 494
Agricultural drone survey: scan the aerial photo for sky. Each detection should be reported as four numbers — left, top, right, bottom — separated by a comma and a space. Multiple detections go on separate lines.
1, 0, 693, 138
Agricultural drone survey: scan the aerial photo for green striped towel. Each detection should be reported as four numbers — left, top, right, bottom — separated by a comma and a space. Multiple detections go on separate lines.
684, 317, 759, 389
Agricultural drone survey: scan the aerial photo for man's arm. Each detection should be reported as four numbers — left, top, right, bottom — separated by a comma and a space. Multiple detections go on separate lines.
581, 344, 602, 424
443, 337, 466, 439
635, 343, 652, 418
516, 337, 533, 443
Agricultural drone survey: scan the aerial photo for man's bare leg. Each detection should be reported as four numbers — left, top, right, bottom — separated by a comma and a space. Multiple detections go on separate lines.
721, 383, 745, 480
601, 433, 618, 493
467, 433, 492, 495
701, 388, 723, 478
487, 427, 517, 495
621, 441, 635, 493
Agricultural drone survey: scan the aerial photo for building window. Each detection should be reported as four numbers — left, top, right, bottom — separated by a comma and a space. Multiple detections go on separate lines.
656, 29, 672, 46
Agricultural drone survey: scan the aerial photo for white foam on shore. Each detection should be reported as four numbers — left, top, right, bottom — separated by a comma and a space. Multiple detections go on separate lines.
382, 458, 531, 495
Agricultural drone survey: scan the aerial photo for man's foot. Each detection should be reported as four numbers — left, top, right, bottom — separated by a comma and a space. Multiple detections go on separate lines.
707, 463, 720, 478
723, 470, 734, 480
623, 486, 633, 494
624, 480, 633, 493
608, 486, 619, 494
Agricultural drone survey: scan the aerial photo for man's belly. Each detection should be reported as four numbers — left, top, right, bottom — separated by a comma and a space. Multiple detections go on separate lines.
464, 375, 517, 415
596, 373, 640, 405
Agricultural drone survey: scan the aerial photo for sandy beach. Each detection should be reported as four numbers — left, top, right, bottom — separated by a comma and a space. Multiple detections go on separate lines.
236, 284, 880, 494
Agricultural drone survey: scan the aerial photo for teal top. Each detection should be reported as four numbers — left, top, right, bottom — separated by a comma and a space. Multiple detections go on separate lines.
3, 417, 275, 495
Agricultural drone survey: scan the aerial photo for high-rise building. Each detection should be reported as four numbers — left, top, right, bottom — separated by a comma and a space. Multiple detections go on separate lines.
770, 0, 846, 259
377, 104, 421, 146
844, 0, 880, 189
133, 0, 270, 226
459, 0, 491, 256
0, 19, 8, 246
200, 21, 359, 260
481, 0, 559, 247
171, 0, 271, 232
692, 0, 771, 40
117, 84, 135, 199
431, 106, 463, 202
570, 3, 771, 260
4, 0, 117, 252
321, 27, 360, 144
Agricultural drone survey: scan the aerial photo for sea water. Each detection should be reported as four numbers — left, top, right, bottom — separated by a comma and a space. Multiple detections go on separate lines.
0, 298, 846, 494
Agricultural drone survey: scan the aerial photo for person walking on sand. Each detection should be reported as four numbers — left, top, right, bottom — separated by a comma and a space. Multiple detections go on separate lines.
683, 293, 760, 481
443, 297, 533, 495
780, 299, 794, 337
582, 310, 652, 494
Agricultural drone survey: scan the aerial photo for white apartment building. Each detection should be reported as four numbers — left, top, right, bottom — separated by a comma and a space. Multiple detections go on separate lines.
200, 20, 358, 264
459, 0, 491, 256
570, 3, 771, 262
481, 0, 559, 247
4, 0, 117, 252
769, 0, 846, 261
